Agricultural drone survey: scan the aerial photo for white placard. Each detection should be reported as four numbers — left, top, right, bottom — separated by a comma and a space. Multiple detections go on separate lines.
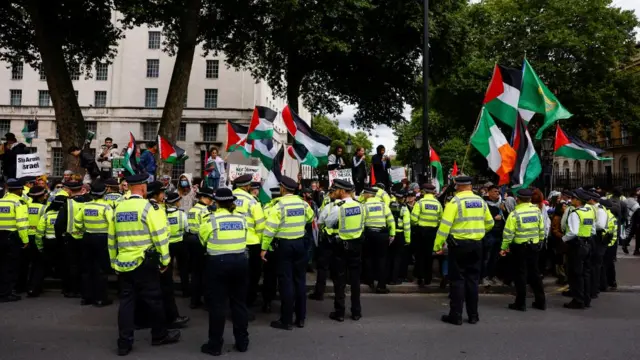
328, 169, 353, 185
16, 153, 44, 178
389, 167, 406, 184
228, 164, 261, 182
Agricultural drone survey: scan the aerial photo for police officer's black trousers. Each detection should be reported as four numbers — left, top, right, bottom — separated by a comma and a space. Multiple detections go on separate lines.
510, 243, 545, 308
276, 238, 307, 324
0, 232, 21, 298
414, 227, 437, 283
62, 235, 82, 296
117, 259, 168, 348
331, 239, 362, 317
363, 229, 389, 289
185, 234, 205, 307
602, 244, 617, 289
313, 236, 333, 297
80, 233, 110, 302
204, 253, 249, 351
17, 235, 39, 293
246, 244, 262, 307
387, 233, 405, 283
447, 240, 482, 319
566, 238, 591, 306
262, 250, 278, 305
135, 258, 181, 328
169, 241, 189, 296
590, 237, 606, 298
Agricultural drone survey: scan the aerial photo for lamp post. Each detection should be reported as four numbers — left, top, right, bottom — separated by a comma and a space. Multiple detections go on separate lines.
414, 133, 425, 183
540, 137, 554, 194
345, 135, 353, 154
421, 0, 430, 184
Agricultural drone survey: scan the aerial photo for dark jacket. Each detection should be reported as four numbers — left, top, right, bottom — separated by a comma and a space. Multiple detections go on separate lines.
371, 148, 391, 187
1, 142, 27, 179
486, 201, 505, 234
54, 195, 89, 240
80, 150, 100, 179
352, 155, 367, 183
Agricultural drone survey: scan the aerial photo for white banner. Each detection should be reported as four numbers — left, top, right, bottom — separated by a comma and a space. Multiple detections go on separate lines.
389, 167, 406, 184
228, 164, 261, 182
328, 168, 353, 185
16, 153, 44, 178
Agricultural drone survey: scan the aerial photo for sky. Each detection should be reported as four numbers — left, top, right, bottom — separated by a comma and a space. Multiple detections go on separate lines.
333, 0, 640, 155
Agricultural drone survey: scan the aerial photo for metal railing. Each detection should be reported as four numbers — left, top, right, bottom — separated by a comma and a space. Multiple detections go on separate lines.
592, 136, 635, 149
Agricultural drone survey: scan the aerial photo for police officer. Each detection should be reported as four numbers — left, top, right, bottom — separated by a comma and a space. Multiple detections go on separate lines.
400, 191, 417, 282
320, 179, 365, 322
0, 179, 29, 302
108, 173, 180, 356
54, 180, 88, 298
17, 186, 46, 295
261, 176, 314, 330
186, 187, 215, 309
232, 174, 266, 307
411, 184, 442, 286
104, 178, 124, 208
74, 182, 114, 307
434, 176, 494, 325
166, 192, 190, 298
388, 190, 411, 285
21, 176, 36, 204
361, 187, 395, 293
199, 188, 249, 356
261, 187, 281, 313
599, 199, 618, 291
500, 189, 545, 311
562, 189, 593, 309
33, 197, 64, 297
374, 183, 391, 208
586, 191, 607, 300
309, 187, 337, 301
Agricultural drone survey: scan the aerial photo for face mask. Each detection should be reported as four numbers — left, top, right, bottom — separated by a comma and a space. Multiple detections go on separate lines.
180, 180, 189, 187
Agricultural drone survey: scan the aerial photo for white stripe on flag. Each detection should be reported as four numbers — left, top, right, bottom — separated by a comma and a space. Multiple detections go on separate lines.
497, 83, 520, 109
294, 131, 330, 157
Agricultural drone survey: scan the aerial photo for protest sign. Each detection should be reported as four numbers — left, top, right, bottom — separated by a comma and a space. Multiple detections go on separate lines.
16, 153, 44, 178
389, 167, 406, 184
328, 169, 353, 185
228, 164, 261, 182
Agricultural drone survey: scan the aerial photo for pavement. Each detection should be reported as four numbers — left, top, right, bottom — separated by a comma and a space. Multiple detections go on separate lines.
2, 292, 640, 360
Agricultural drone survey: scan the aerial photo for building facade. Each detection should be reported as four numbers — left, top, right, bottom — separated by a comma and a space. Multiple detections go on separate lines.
0, 24, 308, 180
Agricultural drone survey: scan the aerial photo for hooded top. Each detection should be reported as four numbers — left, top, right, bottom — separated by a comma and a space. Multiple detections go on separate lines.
177, 173, 196, 212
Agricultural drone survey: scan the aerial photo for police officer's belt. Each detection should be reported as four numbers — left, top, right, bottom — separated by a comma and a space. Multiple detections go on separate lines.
365, 227, 386, 232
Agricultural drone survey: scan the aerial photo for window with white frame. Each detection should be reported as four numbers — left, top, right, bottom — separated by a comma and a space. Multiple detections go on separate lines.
10, 90, 22, 106
148, 31, 161, 49
11, 62, 23, 80
0, 121, 11, 138
145, 88, 158, 108
172, 161, 185, 180
39, 64, 46, 81
85, 121, 97, 135
142, 122, 158, 141
94, 91, 107, 107
70, 65, 80, 80
202, 124, 217, 142
38, 90, 51, 107
206, 60, 219, 79
204, 89, 218, 109
52, 148, 64, 177
96, 63, 108, 81
146, 59, 160, 78
178, 123, 186, 141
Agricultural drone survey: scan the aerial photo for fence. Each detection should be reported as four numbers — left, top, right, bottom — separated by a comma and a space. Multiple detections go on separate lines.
552, 172, 640, 193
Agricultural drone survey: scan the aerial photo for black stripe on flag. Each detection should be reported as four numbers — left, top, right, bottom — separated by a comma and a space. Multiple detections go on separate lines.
229, 121, 248, 135
498, 64, 523, 90
255, 106, 277, 123
511, 115, 528, 186
285, 107, 332, 147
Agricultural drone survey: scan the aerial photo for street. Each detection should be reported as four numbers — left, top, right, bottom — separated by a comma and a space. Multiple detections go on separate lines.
2, 288, 640, 360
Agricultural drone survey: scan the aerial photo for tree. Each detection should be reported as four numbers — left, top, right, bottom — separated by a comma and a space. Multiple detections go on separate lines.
0, 0, 122, 169
205, 0, 430, 128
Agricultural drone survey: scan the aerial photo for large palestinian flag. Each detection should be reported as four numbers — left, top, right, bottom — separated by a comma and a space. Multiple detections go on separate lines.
429, 146, 444, 192
247, 106, 277, 140
484, 64, 535, 128
470, 108, 517, 185
511, 115, 541, 190
554, 124, 611, 161
282, 105, 331, 167
158, 135, 188, 164
123, 132, 140, 175
226, 121, 250, 157
251, 137, 278, 170
259, 146, 284, 204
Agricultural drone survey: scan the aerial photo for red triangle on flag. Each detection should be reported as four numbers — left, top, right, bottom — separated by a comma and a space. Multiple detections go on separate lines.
483, 64, 505, 104
158, 135, 176, 161
370, 164, 376, 185
554, 124, 571, 152
452, 161, 459, 177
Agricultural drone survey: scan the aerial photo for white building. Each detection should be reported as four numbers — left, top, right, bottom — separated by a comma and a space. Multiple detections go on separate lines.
0, 25, 309, 180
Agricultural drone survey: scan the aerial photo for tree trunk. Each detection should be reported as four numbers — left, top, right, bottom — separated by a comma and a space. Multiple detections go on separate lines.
157, 0, 202, 177
26, 0, 85, 174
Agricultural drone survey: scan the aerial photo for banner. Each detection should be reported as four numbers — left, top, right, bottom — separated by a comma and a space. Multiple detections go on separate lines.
16, 153, 44, 178
328, 168, 353, 185
228, 164, 261, 182
111, 157, 125, 178
389, 167, 406, 184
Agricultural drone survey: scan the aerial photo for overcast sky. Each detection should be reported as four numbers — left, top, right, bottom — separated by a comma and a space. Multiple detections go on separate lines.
333, 1, 640, 155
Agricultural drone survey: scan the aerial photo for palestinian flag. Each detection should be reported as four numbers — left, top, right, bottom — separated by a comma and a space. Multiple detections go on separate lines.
370, 164, 376, 186
259, 146, 284, 204
247, 106, 277, 140
289, 142, 323, 168
22, 120, 38, 144
158, 135, 188, 164
226, 121, 250, 157
123, 132, 140, 175
484, 64, 535, 128
554, 124, 611, 161
429, 146, 444, 192
470, 108, 517, 185
519, 59, 572, 139
452, 161, 459, 177
282, 105, 331, 167
251, 137, 278, 170
511, 115, 542, 190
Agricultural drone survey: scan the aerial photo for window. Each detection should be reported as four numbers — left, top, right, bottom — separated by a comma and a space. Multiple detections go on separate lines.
39, 64, 46, 81
94, 91, 107, 107
10, 90, 22, 106
52, 148, 64, 177
11, 62, 23, 80
146, 59, 159, 78
202, 124, 217, 142
172, 161, 185, 180
621, 157, 629, 174
553, 162, 559, 175
178, 123, 186, 141
96, 63, 108, 81
206, 60, 219, 79
145, 88, 158, 108
573, 161, 581, 175
70, 65, 80, 80
563, 161, 570, 177
142, 122, 158, 141
148, 31, 161, 49
204, 89, 218, 109
586, 161, 594, 175
38, 90, 51, 107
0, 120, 11, 138
85, 121, 97, 135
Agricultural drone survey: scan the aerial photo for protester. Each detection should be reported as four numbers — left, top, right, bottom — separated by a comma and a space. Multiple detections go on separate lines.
67, 146, 101, 183
97, 137, 118, 179
550, 201, 568, 285
481, 185, 505, 286
328, 146, 346, 171
205, 147, 226, 189
160, 175, 176, 193
352, 147, 367, 195
371, 145, 391, 189
177, 173, 196, 212
1, 133, 27, 180
139, 141, 158, 181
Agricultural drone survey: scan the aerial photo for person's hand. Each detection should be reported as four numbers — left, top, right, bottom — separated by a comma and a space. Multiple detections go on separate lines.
500, 250, 508, 257
159, 266, 168, 273
22, 242, 28, 249
495, 215, 502, 220
260, 250, 268, 262
435, 249, 444, 255
361, 154, 366, 160
389, 236, 394, 244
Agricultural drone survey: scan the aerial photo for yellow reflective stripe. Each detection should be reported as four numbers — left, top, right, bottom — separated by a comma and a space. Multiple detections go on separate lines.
450, 228, 485, 234
117, 239, 152, 247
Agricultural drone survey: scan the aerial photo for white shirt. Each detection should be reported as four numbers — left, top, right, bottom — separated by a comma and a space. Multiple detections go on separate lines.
593, 204, 608, 231
562, 206, 596, 242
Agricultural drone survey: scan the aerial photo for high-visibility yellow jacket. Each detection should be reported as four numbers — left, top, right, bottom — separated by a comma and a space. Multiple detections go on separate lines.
363, 197, 395, 236
35, 209, 59, 251
502, 202, 544, 250
262, 194, 314, 251
0, 193, 29, 244
233, 188, 265, 245
199, 208, 248, 256
74, 198, 113, 234
27, 202, 46, 236
411, 194, 442, 228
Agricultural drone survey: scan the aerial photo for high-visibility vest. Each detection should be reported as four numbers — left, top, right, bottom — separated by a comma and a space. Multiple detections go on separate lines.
188, 202, 210, 234
397, 206, 411, 243
108, 197, 170, 272
605, 208, 618, 247
233, 188, 265, 245
261, 195, 314, 250
65, 198, 86, 239
104, 192, 123, 208
336, 200, 365, 241
433, 191, 494, 251
574, 207, 595, 238
27, 202, 46, 236
199, 208, 247, 256
411, 194, 442, 228
502, 203, 544, 249
75, 199, 113, 234
375, 189, 391, 208
35, 210, 58, 251
363, 198, 395, 235
0, 193, 29, 244
166, 208, 187, 243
